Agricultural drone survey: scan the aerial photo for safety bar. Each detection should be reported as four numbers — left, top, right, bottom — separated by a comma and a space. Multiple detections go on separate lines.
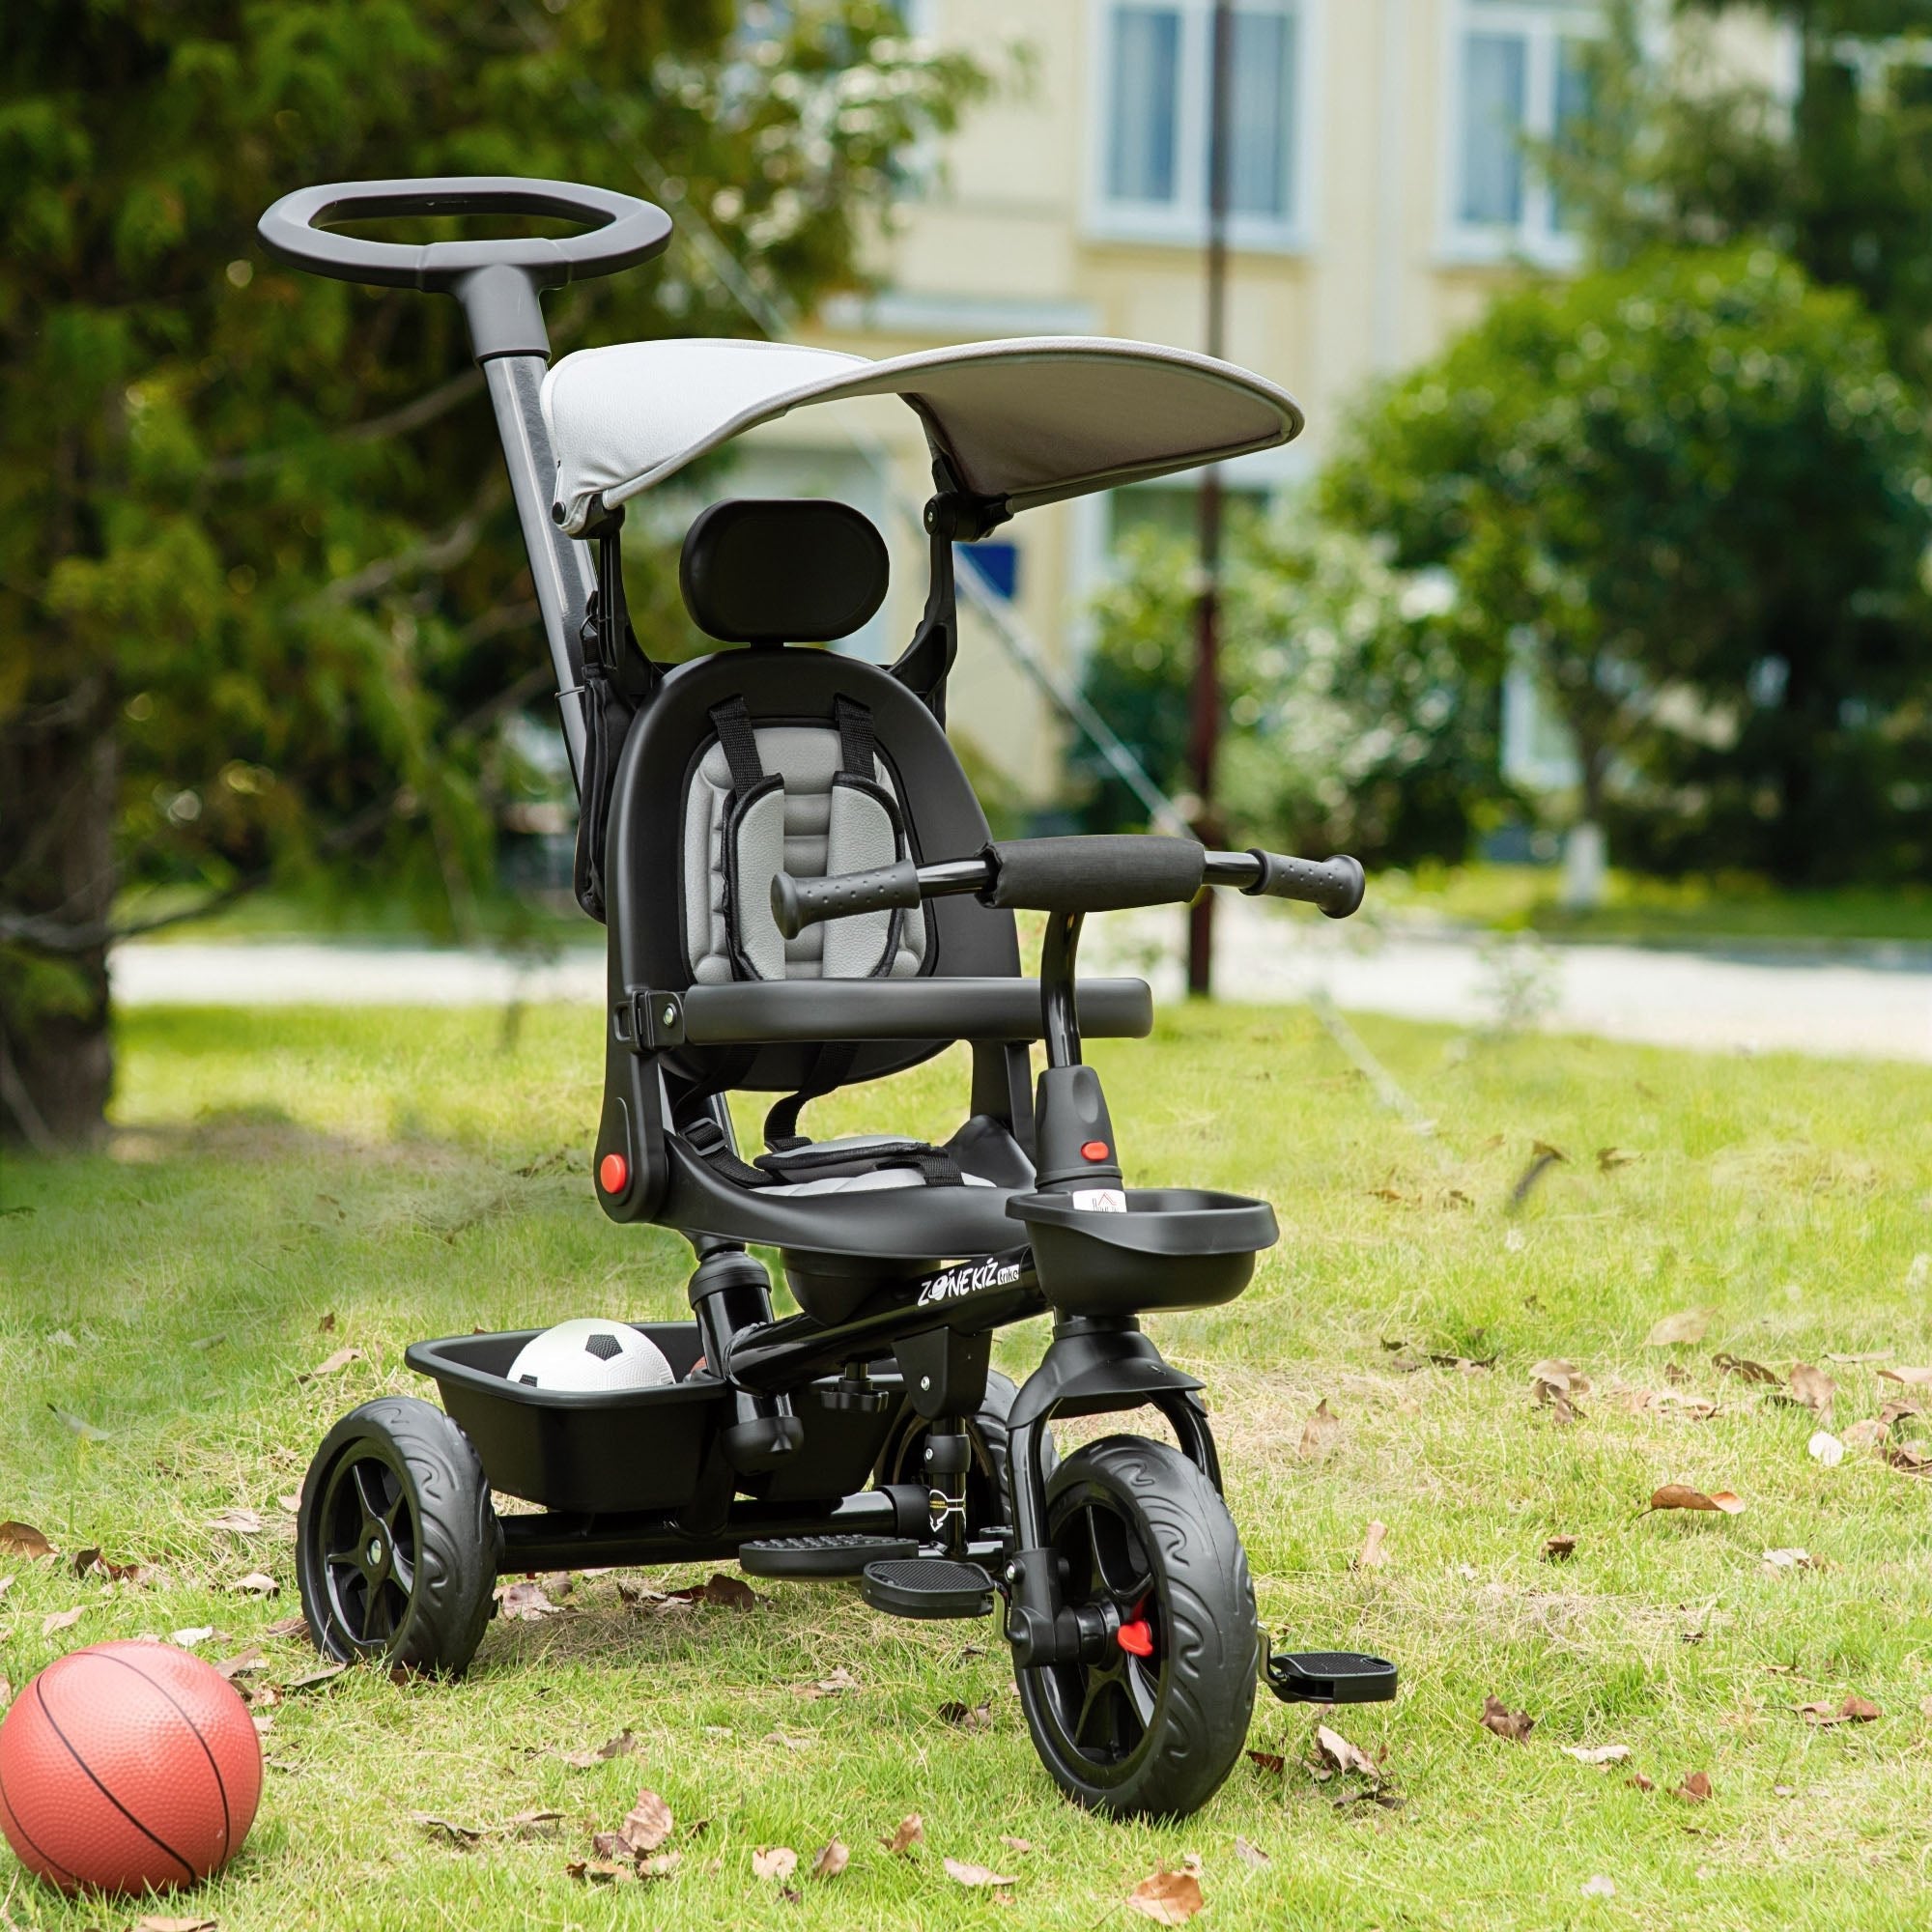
772, 838, 1365, 940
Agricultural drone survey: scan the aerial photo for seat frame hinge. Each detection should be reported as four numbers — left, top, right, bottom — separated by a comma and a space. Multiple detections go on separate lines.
612, 988, 686, 1053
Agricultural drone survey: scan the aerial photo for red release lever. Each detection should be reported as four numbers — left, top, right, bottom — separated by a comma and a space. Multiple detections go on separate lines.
598, 1151, 629, 1195
1080, 1140, 1111, 1162
1116, 1618, 1154, 1658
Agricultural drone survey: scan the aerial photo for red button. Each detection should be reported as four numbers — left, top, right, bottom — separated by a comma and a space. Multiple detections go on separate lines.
598, 1151, 630, 1195
1081, 1140, 1111, 1161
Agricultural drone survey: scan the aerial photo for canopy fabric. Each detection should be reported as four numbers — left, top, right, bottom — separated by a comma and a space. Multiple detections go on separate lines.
540, 335, 1303, 535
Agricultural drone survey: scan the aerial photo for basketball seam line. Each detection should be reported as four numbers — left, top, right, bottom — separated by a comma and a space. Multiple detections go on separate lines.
94, 1649, 235, 1854
0, 1753, 81, 1888
32, 1676, 197, 1884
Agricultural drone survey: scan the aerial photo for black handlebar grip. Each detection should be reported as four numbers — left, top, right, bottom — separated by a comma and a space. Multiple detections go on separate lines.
772, 860, 922, 941
1242, 849, 1366, 919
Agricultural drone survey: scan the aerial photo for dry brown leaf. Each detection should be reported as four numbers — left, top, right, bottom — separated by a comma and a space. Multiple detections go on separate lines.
1353, 1520, 1389, 1570
1000, 1835, 1032, 1854
0, 1521, 53, 1560
881, 1813, 923, 1855
565, 1858, 628, 1885
300, 1347, 364, 1380
1713, 1352, 1780, 1385
263, 1612, 311, 1640
945, 1858, 1018, 1889
1675, 1772, 1713, 1803
282, 1662, 348, 1692
1882, 1439, 1932, 1474
1544, 1534, 1577, 1562
751, 1846, 798, 1883
1797, 1695, 1880, 1725
1233, 1835, 1271, 1868
1663, 1361, 1692, 1384
1840, 1418, 1889, 1449
213, 1646, 264, 1680
1878, 1366, 1932, 1386
170, 1625, 214, 1648
1788, 1363, 1836, 1419
1645, 1309, 1711, 1348
1509, 1141, 1568, 1208
134, 1917, 218, 1932
230, 1571, 280, 1598
1534, 1380, 1581, 1426
611, 1789, 674, 1856
1298, 1398, 1341, 1462
1529, 1358, 1590, 1394
1480, 1694, 1535, 1743
1314, 1722, 1381, 1778
1762, 1548, 1815, 1570
638, 1851, 680, 1879
318, 1312, 336, 1332
795, 1665, 861, 1699
1246, 1748, 1286, 1776
1128, 1869, 1205, 1924
1645, 1485, 1744, 1516
560, 1728, 639, 1769
41, 1606, 84, 1637
415, 1813, 486, 1845
207, 1508, 265, 1536
760, 1730, 809, 1750
939, 1698, 993, 1730
1596, 1147, 1638, 1172
496, 1581, 565, 1621
810, 1839, 848, 1880
1563, 1744, 1632, 1765
1629, 1771, 1656, 1792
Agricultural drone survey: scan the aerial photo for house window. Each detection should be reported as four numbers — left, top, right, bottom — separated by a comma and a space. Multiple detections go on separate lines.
1448, 1, 1599, 261
1092, 0, 1309, 247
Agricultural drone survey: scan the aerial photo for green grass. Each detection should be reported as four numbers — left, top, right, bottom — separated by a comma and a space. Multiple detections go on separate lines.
1375, 862, 1932, 948
4, 1004, 1932, 1929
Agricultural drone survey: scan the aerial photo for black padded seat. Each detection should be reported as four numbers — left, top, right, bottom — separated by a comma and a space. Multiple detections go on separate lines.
679, 977, 1152, 1044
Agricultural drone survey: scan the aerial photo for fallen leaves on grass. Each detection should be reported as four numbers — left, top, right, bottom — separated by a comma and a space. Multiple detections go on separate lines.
171, 1626, 214, 1648
1787, 1363, 1836, 1419
1001, 1835, 1032, 1855
496, 1582, 568, 1622
281, 1662, 348, 1692
134, 1916, 218, 1932
938, 1699, 993, 1730
1882, 1439, 1932, 1475
881, 1813, 923, 1855
0, 1521, 53, 1560
1313, 1723, 1382, 1779
559, 1728, 639, 1769
1643, 1485, 1744, 1517
1713, 1353, 1779, 1385
810, 1839, 848, 1879
752, 1846, 798, 1883
1878, 1365, 1932, 1387
1233, 1836, 1271, 1868
1645, 1309, 1711, 1348
71, 1548, 151, 1584
1596, 1147, 1638, 1173
1533, 1378, 1582, 1426
1297, 1399, 1341, 1462
1674, 1772, 1713, 1803
1480, 1695, 1535, 1744
1797, 1695, 1881, 1725
794, 1666, 861, 1699
1563, 1744, 1632, 1765
1808, 1431, 1845, 1467
213, 1646, 264, 1680
592, 1789, 673, 1861
1544, 1534, 1577, 1562
41, 1606, 84, 1637
1128, 1868, 1205, 1924
944, 1858, 1017, 1889
299, 1347, 364, 1381
229, 1572, 279, 1598
1580, 1875, 1617, 1898
263, 1612, 311, 1640
1246, 1748, 1286, 1777
1530, 1358, 1590, 1396
1354, 1520, 1389, 1570
637, 1573, 761, 1612
1763, 1548, 1816, 1570
1509, 1141, 1567, 1209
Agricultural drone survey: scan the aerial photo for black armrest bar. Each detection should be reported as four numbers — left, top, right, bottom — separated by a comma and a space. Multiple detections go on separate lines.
679, 978, 1153, 1045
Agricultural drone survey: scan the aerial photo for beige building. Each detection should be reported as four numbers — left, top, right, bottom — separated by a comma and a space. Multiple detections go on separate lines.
709, 0, 1788, 807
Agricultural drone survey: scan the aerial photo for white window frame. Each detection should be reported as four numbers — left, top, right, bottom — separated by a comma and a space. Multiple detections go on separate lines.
1439, 0, 1603, 268
1083, 0, 1321, 254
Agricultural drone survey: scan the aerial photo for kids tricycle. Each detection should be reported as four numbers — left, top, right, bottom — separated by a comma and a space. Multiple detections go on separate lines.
261, 176, 1397, 1819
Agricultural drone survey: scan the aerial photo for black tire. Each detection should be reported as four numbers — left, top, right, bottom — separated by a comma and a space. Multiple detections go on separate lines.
872, 1370, 1055, 1534
297, 1397, 497, 1677
1013, 1435, 1258, 1819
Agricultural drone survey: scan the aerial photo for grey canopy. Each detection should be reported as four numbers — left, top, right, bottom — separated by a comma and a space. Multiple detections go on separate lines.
540, 335, 1304, 536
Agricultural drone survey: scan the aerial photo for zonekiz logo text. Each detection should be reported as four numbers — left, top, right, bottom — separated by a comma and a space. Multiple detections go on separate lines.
917, 1256, 1024, 1304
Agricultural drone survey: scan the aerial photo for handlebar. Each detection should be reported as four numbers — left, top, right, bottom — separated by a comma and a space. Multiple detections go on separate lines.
256, 177, 672, 358
771, 838, 1365, 940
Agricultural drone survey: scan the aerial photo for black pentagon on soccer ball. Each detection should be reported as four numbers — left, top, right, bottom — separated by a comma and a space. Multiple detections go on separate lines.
583, 1332, 623, 1361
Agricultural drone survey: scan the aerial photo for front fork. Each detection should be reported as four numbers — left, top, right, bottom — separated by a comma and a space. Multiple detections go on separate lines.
996, 1315, 1219, 1669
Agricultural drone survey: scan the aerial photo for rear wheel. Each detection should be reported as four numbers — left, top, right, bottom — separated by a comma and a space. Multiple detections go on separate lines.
1013, 1435, 1257, 1818
297, 1398, 497, 1676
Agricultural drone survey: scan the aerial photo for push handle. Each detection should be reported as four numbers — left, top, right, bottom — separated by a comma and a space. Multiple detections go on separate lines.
256, 176, 672, 358
772, 858, 923, 941
1239, 849, 1365, 920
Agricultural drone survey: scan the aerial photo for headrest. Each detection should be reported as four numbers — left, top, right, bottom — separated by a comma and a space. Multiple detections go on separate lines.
679, 499, 890, 644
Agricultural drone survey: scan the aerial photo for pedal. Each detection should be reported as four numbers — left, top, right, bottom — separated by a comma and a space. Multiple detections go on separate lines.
1265, 1649, 1398, 1705
739, 1534, 919, 1579
861, 1556, 995, 1621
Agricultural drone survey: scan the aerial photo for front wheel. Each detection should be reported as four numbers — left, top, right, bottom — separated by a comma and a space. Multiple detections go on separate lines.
1013, 1435, 1258, 1818
297, 1397, 497, 1676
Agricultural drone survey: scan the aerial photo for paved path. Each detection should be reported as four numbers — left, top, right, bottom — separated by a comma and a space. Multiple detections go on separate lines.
113, 899, 1932, 1063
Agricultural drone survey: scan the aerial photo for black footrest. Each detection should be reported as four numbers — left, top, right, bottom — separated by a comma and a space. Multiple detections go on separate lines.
740, 1534, 920, 1579
1265, 1649, 1398, 1704
861, 1557, 994, 1621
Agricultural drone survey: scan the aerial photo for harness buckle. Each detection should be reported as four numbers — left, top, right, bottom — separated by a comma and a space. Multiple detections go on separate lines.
612, 988, 685, 1053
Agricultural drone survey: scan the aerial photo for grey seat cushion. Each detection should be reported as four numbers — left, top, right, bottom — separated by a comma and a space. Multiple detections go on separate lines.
683, 724, 927, 984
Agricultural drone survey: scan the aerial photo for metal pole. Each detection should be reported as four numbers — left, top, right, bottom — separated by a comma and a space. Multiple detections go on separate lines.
1188, 0, 1235, 997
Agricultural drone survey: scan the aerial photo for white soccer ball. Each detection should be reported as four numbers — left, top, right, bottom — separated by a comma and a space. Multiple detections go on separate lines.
507, 1319, 675, 1394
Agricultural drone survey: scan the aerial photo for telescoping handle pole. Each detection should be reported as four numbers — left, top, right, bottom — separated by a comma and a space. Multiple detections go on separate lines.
255, 178, 673, 795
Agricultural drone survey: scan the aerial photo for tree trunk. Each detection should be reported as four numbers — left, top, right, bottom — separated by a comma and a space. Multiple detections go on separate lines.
1561, 740, 1610, 912
0, 694, 117, 1150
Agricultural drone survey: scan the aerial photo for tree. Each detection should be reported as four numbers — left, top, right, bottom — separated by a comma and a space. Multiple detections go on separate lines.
1319, 246, 1932, 890
0, 0, 988, 1147
1072, 515, 1510, 867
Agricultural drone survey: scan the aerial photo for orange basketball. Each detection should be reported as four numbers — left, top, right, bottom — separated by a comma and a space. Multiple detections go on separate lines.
0, 1641, 262, 1895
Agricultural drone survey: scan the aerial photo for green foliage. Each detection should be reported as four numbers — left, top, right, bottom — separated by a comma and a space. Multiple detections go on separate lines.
1072, 515, 1509, 865
1321, 246, 1932, 883
0, 0, 989, 1138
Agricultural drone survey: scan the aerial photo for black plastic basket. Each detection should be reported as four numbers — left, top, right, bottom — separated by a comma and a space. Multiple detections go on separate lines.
406, 1321, 903, 1514
1007, 1188, 1279, 1317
